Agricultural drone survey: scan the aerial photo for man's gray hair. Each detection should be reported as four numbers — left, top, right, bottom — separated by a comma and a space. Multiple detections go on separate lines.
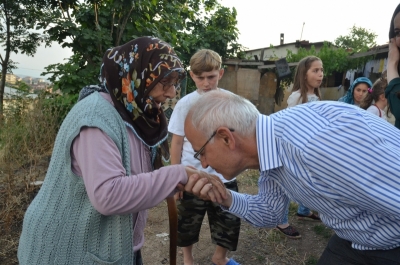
188, 90, 259, 137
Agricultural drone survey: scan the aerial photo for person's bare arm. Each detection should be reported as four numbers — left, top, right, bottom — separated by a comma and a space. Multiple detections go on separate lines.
388, 38, 400, 83
170, 134, 184, 165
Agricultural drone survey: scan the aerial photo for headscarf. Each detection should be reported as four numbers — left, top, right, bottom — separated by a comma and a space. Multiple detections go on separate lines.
100, 37, 186, 150
338, 77, 372, 105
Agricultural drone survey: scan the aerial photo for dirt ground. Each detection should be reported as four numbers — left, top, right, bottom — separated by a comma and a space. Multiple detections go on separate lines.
1, 168, 333, 265
141, 170, 333, 265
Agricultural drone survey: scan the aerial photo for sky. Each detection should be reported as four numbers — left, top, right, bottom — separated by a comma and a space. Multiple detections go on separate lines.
10, 0, 400, 79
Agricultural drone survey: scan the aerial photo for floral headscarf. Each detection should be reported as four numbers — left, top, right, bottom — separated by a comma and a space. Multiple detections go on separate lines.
100, 36, 186, 147
338, 77, 372, 105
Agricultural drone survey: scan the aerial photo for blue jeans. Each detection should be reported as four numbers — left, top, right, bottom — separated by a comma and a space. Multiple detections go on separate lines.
280, 203, 311, 225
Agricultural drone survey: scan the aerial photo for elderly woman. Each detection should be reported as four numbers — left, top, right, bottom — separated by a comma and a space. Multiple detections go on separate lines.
18, 37, 210, 265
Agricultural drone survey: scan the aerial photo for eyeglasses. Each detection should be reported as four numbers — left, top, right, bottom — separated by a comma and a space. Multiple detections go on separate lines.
161, 81, 180, 91
193, 128, 234, 161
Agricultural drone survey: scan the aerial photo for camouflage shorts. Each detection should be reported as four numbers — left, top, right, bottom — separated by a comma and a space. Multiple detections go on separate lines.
177, 180, 241, 251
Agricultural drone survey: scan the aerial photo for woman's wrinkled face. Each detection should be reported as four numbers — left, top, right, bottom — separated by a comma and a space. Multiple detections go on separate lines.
394, 13, 400, 48
148, 71, 179, 104
353, 83, 369, 105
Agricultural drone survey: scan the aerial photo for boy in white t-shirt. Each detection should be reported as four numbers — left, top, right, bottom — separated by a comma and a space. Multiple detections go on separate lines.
168, 49, 241, 265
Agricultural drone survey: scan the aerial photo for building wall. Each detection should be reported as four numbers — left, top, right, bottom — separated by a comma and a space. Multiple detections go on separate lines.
6, 74, 17, 85
219, 67, 277, 115
245, 43, 325, 61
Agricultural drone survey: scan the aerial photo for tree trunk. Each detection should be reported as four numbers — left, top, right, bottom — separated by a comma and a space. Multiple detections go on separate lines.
0, 64, 6, 118
0, 2, 11, 119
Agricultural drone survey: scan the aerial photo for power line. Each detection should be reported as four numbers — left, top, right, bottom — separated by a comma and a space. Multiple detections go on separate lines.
14, 67, 46, 71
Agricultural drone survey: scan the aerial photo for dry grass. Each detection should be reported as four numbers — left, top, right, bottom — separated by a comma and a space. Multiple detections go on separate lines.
0, 95, 63, 264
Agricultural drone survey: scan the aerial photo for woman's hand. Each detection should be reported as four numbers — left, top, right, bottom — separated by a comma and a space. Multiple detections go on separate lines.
388, 38, 400, 83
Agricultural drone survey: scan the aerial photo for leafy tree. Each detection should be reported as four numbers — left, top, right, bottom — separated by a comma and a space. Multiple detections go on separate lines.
286, 42, 349, 77
0, 0, 50, 116
42, 0, 243, 95
334, 25, 377, 53
286, 26, 377, 82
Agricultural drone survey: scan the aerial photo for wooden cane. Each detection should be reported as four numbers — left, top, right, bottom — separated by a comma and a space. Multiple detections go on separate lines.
166, 196, 178, 265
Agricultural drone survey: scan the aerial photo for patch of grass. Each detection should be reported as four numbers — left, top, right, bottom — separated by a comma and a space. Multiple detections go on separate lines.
0, 95, 64, 265
236, 169, 259, 187
305, 255, 319, 265
313, 224, 334, 239
289, 201, 298, 216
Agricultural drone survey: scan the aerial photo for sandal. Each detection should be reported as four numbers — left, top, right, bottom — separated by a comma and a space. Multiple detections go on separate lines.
296, 212, 321, 221
274, 225, 302, 239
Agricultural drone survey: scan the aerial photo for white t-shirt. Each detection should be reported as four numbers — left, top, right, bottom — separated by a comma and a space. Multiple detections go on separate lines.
366, 105, 387, 121
287, 90, 319, 108
168, 89, 233, 183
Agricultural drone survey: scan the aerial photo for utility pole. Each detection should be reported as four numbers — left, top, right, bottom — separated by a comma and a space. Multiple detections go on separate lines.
300, 22, 305, 41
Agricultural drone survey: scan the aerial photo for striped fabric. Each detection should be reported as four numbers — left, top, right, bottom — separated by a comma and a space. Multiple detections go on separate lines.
229, 101, 400, 250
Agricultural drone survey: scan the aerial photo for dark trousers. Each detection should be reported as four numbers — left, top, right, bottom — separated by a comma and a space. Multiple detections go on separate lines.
317, 234, 400, 265
135, 250, 143, 265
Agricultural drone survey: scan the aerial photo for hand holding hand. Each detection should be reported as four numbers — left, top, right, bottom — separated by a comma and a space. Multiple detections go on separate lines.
183, 169, 232, 207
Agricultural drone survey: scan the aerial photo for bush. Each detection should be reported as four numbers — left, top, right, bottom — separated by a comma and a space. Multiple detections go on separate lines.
0, 94, 68, 264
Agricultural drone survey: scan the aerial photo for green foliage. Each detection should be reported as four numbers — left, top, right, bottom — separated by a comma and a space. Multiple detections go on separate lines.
335, 25, 377, 53
10, 81, 31, 93
305, 256, 319, 265
42, 92, 78, 128
41, 0, 244, 96
313, 224, 333, 239
286, 42, 350, 77
286, 26, 377, 80
0, 0, 51, 114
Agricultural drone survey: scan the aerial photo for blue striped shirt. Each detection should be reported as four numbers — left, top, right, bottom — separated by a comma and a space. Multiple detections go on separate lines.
229, 101, 400, 250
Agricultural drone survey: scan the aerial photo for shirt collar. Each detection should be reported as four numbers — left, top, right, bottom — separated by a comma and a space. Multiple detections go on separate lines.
256, 114, 282, 171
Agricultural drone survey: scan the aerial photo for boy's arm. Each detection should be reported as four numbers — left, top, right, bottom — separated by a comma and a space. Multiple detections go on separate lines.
170, 134, 184, 165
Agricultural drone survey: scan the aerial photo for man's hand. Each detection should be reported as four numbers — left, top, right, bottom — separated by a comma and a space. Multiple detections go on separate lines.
183, 169, 232, 207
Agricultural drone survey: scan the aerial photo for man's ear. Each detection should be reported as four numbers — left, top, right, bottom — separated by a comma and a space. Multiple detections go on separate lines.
216, 127, 234, 148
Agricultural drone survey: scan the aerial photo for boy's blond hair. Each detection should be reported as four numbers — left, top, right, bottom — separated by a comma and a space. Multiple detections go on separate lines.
190, 49, 222, 75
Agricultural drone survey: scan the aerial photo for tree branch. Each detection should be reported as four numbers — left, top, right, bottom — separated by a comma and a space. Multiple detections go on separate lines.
116, 5, 135, 46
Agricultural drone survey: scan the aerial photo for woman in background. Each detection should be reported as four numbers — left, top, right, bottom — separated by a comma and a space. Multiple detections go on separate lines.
338, 77, 372, 106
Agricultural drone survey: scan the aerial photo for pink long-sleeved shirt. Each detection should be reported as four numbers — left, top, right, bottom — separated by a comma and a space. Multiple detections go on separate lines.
70, 93, 187, 251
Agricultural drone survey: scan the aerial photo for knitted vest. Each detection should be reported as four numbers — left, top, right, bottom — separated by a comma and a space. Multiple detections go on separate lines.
18, 92, 135, 265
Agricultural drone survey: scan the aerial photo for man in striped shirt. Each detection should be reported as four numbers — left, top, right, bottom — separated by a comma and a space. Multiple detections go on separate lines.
184, 90, 400, 265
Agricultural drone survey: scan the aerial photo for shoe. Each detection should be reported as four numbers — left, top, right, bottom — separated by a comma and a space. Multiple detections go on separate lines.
226, 259, 241, 265
296, 212, 321, 221
274, 225, 302, 239
212, 258, 241, 265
